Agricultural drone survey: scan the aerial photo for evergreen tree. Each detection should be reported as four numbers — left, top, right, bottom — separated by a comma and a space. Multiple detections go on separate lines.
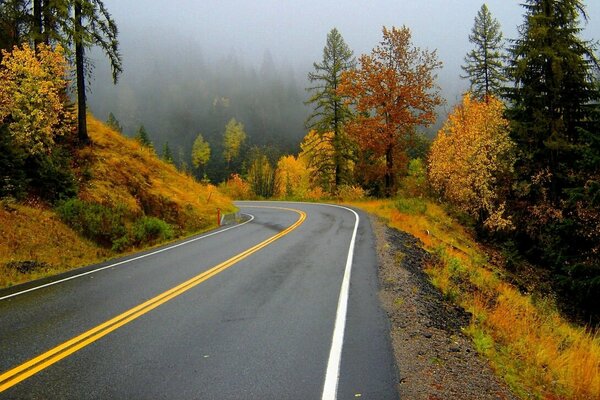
306, 28, 356, 192
161, 141, 173, 164
461, 4, 507, 99
106, 112, 122, 133
506, 0, 600, 316
73, 0, 121, 145
0, 0, 29, 55
135, 125, 153, 150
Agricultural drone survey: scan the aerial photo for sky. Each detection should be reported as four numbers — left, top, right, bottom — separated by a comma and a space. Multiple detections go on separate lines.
89, 0, 600, 126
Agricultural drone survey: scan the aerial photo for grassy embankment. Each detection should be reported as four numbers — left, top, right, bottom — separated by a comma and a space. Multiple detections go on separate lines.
0, 116, 234, 288
349, 198, 599, 400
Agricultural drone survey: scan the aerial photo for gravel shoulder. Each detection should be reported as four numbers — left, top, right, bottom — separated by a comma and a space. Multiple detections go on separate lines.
370, 215, 517, 400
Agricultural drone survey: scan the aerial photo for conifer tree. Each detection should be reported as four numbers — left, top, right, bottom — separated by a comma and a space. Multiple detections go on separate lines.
135, 124, 153, 150
306, 28, 356, 192
161, 141, 173, 164
461, 4, 507, 99
506, 0, 600, 314
106, 112, 122, 133
73, 0, 122, 144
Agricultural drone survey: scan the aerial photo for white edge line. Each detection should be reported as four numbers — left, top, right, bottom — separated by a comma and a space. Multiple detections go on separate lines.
0, 214, 255, 302
237, 200, 360, 399
320, 204, 359, 400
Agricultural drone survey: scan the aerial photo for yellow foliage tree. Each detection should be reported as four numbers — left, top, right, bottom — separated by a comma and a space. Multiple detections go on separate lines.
274, 155, 310, 199
299, 130, 336, 193
0, 44, 74, 155
428, 94, 515, 231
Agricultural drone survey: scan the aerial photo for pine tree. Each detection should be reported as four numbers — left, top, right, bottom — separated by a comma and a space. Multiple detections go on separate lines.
161, 141, 173, 164
306, 28, 356, 192
506, 0, 600, 315
73, 0, 122, 145
106, 112, 122, 133
135, 124, 153, 150
461, 4, 507, 99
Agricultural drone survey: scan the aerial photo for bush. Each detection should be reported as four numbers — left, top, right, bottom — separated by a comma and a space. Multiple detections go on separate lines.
56, 199, 127, 248
336, 185, 367, 201
131, 216, 174, 246
395, 197, 427, 215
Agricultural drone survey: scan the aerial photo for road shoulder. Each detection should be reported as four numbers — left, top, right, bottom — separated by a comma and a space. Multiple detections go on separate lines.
371, 215, 517, 400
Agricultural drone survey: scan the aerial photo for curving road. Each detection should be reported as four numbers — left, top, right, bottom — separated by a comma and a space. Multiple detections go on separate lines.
0, 202, 398, 399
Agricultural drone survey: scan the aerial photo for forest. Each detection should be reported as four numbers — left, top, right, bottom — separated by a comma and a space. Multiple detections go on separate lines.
0, 1, 599, 397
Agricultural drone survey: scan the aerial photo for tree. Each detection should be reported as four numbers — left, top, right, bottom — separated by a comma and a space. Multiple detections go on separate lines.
299, 130, 336, 192
161, 141, 173, 164
505, 0, 600, 314
306, 28, 356, 191
222, 118, 246, 167
191, 133, 211, 176
461, 4, 507, 99
0, 44, 74, 155
429, 94, 515, 231
339, 26, 443, 196
73, 0, 122, 144
274, 155, 310, 199
106, 112, 122, 133
247, 147, 275, 198
135, 124, 153, 149
0, 0, 29, 55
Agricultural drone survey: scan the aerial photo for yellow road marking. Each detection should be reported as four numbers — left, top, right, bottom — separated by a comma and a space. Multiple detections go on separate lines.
0, 206, 306, 392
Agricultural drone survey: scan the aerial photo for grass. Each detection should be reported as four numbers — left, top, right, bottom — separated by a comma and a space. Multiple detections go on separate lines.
348, 197, 600, 400
0, 115, 234, 289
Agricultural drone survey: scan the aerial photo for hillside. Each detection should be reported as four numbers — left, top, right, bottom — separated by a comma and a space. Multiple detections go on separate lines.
0, 116, 234, 289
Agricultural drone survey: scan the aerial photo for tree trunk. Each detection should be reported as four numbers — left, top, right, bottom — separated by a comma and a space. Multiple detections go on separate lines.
75, 1, 89, 145
385, 146, 394, 197
33, 0, 42, 50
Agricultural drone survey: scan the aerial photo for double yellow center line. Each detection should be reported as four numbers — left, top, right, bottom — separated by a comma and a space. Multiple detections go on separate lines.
0, 206, 306, 392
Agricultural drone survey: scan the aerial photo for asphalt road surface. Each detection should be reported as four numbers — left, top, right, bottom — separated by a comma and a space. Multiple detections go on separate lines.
0, 201, 398, 399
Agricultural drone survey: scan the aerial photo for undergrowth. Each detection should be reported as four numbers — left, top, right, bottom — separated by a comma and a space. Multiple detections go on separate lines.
350, 197, 600, 400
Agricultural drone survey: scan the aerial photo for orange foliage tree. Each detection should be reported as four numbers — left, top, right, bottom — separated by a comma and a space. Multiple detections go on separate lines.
428, 94, 515, 231
339, 26, 442, 196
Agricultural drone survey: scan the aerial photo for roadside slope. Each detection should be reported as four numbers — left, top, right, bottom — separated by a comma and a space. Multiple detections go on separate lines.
0, 116, 234, 288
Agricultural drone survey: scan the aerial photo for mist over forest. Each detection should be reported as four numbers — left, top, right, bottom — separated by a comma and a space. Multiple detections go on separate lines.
88, 30, 308, 181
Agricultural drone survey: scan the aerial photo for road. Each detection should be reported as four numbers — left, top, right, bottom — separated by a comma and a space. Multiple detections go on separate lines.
0, 202, 398, 399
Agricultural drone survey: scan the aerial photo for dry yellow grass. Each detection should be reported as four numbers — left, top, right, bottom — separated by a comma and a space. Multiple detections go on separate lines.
349, 198, 600, 400
0, 115, 234, 289
0, 202, 106, 287
79, 116, 234, 231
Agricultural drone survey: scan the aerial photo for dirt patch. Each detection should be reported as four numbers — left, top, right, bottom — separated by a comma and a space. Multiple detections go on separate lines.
371, 215, 517, 400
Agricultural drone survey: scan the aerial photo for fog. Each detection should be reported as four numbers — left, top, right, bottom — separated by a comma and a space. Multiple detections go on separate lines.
87, 0, 600, 179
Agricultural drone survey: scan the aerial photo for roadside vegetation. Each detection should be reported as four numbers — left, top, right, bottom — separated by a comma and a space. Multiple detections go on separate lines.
0, 115, 234, 288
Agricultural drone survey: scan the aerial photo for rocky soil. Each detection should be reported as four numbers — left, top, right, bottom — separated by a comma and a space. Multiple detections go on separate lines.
371, 216, 518, 400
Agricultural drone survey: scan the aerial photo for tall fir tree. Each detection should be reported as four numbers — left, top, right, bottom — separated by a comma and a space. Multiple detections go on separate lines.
506, 0, 600, 316
306, 28, 356, 192
461, 4, 507, 99
73, 0, 122, 144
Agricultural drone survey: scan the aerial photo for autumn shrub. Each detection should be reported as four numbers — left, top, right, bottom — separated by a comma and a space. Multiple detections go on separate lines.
56, 198, 127, 248
130, 216, 174, 247
398, 158, 428, 198
336, 185, 366, 201
218, 173, 254, 200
